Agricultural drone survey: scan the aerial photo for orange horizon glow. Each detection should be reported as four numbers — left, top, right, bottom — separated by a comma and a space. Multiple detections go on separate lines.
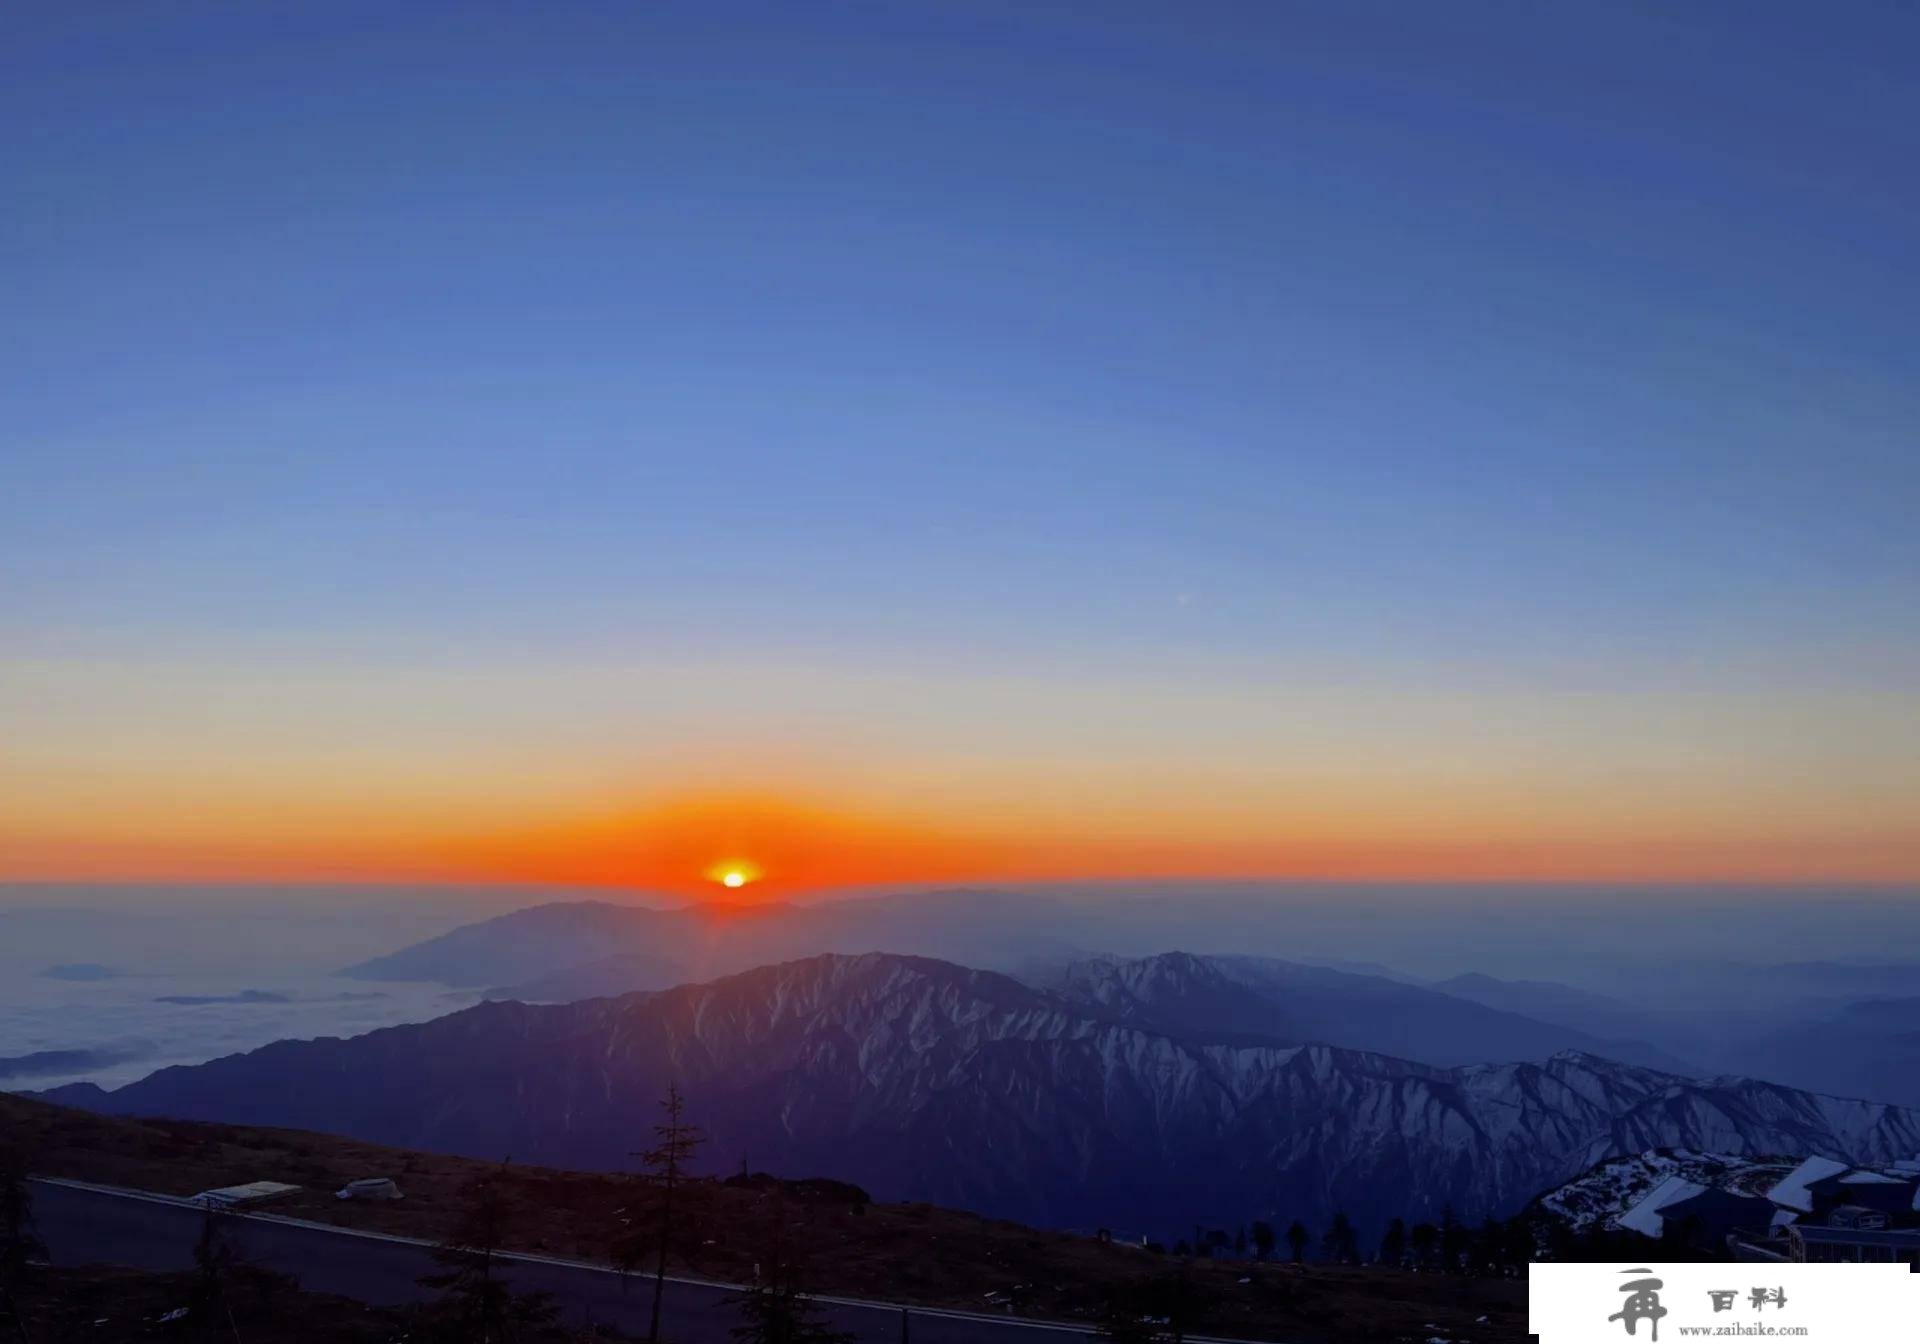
3, 788, 1918, 894
10, 9, 1920, 917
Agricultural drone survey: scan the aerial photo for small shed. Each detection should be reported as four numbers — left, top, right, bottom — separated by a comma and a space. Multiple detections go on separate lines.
335, 1177, 404, 1202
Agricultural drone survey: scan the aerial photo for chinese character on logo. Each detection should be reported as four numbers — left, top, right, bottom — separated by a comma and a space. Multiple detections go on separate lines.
1749, 1287, 1787, 1311
1708, 1290, 1737, 1313
1610, 1268, 1668, 1340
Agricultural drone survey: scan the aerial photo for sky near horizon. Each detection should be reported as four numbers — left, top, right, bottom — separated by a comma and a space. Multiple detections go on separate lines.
4, 2, 1918, 895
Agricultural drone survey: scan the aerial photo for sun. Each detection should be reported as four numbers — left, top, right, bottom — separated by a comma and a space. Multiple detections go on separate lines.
704, 858, 763, 893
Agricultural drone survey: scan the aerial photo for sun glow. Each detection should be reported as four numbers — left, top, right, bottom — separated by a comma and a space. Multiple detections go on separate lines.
705, 857, 763, 892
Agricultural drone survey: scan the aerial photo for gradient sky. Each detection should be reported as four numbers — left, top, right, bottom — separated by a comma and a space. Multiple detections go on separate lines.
4, 2, 1918, 894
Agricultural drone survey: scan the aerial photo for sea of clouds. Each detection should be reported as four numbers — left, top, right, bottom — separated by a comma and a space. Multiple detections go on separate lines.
0, 886, 528, 1093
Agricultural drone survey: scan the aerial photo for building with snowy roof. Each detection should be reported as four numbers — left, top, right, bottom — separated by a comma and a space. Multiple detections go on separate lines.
1614, 1174, 1704, 1238
1651, 1189, 1778, 1247
1766, 1159, 1920, 1225
1765, 1156, 1849, 1214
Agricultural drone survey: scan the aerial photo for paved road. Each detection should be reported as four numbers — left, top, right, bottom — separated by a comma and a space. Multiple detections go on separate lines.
30, 1179, 1261, 1343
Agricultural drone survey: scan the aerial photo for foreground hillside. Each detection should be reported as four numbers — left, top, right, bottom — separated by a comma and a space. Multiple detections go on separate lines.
0, 1092, 1523, 1343
41, 953, 1920, 1238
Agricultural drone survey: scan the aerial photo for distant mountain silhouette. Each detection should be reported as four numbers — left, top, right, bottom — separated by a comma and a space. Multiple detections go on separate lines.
48, 953, 1920, 1237
1428, 971, 1681, 1048
1053, 952, 1697, 1072
1711, 996, 1920, 1109
352, 901, 1688, 1071
1, 1044, 151, 1081
343, 891, 1090, 991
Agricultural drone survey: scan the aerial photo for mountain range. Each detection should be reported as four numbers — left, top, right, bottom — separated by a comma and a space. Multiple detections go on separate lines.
45, 951, 1920, 1238
1048, 951, 1692, 1071
344, 898, 1920, 1101
347, 899, 1690, 1072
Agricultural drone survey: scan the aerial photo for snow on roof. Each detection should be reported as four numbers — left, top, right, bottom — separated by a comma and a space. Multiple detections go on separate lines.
192, 1180, 301, 1207
1767, 1157, 1850, 1213
1838, 1170, 1904, 1184
1616, 1174, 1706, 1238
1770, 1209, 1798, 1229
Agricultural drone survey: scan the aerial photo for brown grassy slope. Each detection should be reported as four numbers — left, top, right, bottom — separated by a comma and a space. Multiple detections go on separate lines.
0, 1092, 1524, 1343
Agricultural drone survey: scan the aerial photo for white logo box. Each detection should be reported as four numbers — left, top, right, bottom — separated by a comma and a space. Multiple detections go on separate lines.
1529, 1260, 1920, 1342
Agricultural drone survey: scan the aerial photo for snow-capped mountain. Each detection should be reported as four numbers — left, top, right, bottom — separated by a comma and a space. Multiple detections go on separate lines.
349, 903, 1692, 1070
45, 953, 1920, 1238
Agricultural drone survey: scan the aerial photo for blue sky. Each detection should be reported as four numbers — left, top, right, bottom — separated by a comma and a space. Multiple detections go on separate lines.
3, 2, 1917, 885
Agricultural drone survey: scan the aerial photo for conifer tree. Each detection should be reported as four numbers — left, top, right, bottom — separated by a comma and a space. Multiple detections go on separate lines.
1090, 1280, 1161, 1343
0, 1146, 43, 1344
419, 1163, 556, 1344
1501, 1215, 1539, 1273
1409, 1222, 1439, 1272
1320, 1212, 1358, 1265
1377, 1217, 1407, 1269
614, 1082, 707, 1344
1438, 1205, 1466, 1275
1146, 1267, 1201, 1344
189, 1199, 250, 1343
728, 1193, 852, 1344
1249, 1220, 1276, 1262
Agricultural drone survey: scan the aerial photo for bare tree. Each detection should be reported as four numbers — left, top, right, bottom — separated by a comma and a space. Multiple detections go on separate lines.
613, 1083, 706, 1344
